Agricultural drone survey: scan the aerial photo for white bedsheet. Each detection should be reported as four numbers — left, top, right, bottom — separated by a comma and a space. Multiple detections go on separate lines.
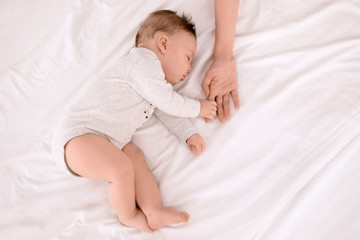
1, 0, 359, 239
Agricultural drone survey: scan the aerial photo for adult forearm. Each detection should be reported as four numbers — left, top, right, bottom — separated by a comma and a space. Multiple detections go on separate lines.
213, 0, 240, 59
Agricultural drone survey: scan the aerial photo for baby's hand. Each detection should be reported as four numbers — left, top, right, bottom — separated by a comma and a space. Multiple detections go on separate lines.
199, 99, 217, 120
186, 133, 205, 154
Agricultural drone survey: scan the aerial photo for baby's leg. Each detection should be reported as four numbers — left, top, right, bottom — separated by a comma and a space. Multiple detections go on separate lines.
65, 134, 153, 232
122, 143, 189, 230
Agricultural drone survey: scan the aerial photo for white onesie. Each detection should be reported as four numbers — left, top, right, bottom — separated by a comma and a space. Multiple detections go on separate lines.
52, 47, 201, 175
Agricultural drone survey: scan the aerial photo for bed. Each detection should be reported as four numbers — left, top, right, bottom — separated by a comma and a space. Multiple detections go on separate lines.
1, 0, 360, 239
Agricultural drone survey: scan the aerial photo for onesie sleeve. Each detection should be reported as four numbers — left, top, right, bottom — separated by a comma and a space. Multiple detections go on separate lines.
154, 109, 198, 143
127, 50, 200, 118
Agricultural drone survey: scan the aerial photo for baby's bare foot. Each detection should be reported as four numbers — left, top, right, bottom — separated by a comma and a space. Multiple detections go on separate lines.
146, 208, 190, 230
119, 209, 154, 232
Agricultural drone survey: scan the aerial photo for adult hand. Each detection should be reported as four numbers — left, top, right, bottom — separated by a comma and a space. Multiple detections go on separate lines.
202, 56, 240, 123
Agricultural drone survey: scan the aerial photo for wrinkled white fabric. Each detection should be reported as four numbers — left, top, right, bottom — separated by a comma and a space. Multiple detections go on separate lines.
1, 0, 360, 240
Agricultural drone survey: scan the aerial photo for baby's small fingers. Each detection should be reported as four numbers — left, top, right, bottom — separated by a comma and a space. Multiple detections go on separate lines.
207, 113, 215, 120
193, 145, 202, 154
201, 143, 205, 153
191, 145, 197, 153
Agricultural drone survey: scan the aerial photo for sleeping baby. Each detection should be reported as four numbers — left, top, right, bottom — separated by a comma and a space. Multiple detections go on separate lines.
52, 10, 216, 232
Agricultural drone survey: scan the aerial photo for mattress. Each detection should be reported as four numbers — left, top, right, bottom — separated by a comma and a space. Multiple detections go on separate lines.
1, 0, 359, 239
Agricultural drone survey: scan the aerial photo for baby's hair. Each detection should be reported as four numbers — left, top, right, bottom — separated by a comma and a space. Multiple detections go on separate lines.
135, 10, 196, 47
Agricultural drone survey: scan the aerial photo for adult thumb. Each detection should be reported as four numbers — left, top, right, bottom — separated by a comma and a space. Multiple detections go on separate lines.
202, 74, 211, 97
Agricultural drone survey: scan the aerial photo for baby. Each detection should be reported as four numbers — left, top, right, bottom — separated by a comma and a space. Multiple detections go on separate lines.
52, 10, 216, 232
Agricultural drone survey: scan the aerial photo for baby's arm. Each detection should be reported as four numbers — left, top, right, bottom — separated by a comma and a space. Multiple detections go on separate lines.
129, 59, 200, 118
154, 109, 201, 148
129, 55, 217, 119
186, 133, 205, 154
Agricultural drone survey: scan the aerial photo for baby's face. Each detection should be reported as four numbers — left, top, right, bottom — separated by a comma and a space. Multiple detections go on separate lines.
161, 30, 196, 85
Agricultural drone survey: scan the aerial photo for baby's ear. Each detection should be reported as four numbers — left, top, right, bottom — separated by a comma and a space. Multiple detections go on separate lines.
157, 35, 168, 53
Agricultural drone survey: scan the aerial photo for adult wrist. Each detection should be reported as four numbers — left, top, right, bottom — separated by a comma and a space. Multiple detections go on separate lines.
213, 51, 234, 62
213, 46, 234, 61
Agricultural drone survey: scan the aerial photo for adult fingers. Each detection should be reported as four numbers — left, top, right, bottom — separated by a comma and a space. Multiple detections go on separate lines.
231, 89, 240, 109
208, 91, 216, 102
223, 94, 230, 120
216, 95, 225, 123
201, 73, 212, 97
